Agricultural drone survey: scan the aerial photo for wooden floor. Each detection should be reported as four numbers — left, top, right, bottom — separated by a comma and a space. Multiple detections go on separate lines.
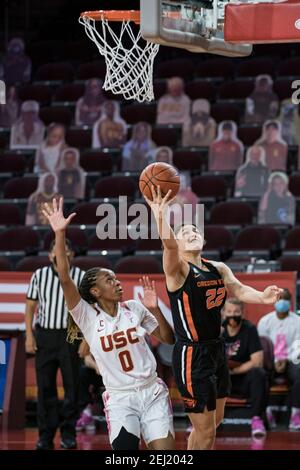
1, 425, 300, 450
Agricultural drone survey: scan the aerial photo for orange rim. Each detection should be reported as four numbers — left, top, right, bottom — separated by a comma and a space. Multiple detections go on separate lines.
80, 10, 140, 24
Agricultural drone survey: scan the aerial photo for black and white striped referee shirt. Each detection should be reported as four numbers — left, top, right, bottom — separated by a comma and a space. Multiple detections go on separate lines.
27, 265, 85, 329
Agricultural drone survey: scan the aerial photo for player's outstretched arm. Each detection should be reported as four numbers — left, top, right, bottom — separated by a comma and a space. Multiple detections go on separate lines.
215, 261, 283, 304
42, 197, 81, 310
144, 185, 188, 280
138, 276, 174, 345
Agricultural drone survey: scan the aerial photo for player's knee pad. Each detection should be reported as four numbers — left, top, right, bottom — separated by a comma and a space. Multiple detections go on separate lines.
112, 427, 139, 450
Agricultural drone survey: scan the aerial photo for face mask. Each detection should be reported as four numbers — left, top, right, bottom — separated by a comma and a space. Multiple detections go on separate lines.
275, 299, 290, 314
224, 316, 242, 326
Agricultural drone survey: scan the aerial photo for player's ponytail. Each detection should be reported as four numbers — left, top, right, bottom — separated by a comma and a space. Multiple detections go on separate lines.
67, 267, 101, 343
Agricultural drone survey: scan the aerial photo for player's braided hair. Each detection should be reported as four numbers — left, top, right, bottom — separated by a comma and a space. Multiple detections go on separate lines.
67, 267, 101, 343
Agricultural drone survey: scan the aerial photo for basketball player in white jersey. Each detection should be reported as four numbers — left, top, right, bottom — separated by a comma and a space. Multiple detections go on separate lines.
42, 197, 175, 450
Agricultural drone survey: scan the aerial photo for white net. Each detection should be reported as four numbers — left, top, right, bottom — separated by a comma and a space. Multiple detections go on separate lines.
79, 14, 160, 102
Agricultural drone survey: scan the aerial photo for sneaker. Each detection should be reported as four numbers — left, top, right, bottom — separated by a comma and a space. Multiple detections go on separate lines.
76, 411, 96, 432
289, 413, 300, 430
266, 408, 276, 429
251, 416, 266, 437
61, 438, 77, 449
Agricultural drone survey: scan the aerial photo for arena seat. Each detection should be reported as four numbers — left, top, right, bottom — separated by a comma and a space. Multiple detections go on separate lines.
210, 201, 254, 225
238, 125, 262, 146
236, 58, 274, 78
43, 227, 88, 253
173, 149, 207, 172
18, 84, 52, 104
76, 60, 107, 80
16, 256, 51, 271
277, 57, 300, 77
72, 256, 112, 271
115, 255, 163, 274
94, 176, 137, 199
273, 78, 295, 101
211, 103, 240, 124
53, 83, 85, 102
152, 126, 181, 147
0, 227, 40, 252
185, 80, 216, 101
279, 256, 300, 278
284, 227, 300, 252
3, 177, 38, 199
195, 58, 235, 79
0, 257, 12, 271
203, 225, 234, 258
39, 106, 73, 126
0, 203, 23, 225
233, 225, 281, 256
65, 128, 92, 148
35, 62, 75, 82
88, 232, 136, 254
155, 58, 195, 79
191, 175, 227, 199
121, 103, 157, 125
80, 151, 115, 174
70, 202, 102, 225
0, 153, 27, 174
219, 79, 254, 100
288, 173, 300, 197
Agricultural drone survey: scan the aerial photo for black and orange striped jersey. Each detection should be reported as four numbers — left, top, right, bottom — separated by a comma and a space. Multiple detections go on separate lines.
167, 260, 226, 342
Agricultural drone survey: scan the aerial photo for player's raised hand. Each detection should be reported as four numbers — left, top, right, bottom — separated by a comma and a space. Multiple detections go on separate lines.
261, 285, 283, 304
42, 197, 76, 232
138, 276, 158, 310
143, 185, 174, 220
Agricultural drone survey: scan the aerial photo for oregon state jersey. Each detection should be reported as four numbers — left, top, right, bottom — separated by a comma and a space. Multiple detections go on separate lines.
167, 260, 226, 342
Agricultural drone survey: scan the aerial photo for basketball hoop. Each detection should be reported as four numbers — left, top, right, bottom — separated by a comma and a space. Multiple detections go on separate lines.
79, 10, 160, 102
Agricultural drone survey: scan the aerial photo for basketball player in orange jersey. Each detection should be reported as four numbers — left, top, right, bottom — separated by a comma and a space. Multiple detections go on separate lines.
42, 197, 175, 451
144, 185, 282, 450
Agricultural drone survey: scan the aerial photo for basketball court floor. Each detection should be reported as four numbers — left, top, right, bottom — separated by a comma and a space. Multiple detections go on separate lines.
1, 424, 299, 450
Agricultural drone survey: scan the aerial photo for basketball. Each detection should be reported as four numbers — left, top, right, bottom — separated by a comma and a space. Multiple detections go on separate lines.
139, 162, 180, 200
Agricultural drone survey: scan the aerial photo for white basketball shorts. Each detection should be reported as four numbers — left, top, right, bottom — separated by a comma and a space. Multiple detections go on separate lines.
102, 378, 174, 445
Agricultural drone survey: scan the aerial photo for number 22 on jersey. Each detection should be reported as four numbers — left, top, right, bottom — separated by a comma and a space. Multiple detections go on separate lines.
206, 287, 226, 309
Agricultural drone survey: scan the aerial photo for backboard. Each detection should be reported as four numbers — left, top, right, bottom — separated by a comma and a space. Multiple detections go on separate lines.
140, 0, 253, 57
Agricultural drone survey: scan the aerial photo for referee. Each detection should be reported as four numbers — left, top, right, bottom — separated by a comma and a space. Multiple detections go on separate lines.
25, 239, 85, 450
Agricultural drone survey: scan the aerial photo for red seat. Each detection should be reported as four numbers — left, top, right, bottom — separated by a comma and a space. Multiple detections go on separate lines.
195, 58, 235, 79
94, 176, 137, 199
152, 126, 180, 147
89, 233, 136, 253
121, 104, 157, 125
236, 58, 274, 78
155, 58, 194, 79
0, 204, 22, 225
0, 227, 40, 252
289, 174, 300, 197
35, 62, 75, 81
234, 225, 280, 251
39, 106, 73, 126
211, 103, 240, 124
273, 78, 295, 100
53, 83, 85, 102
3, 177, 38, 199
136, 237, 162, 251
219, 80, 254, 100
70, 202, 102, 225
203, 225, 234, 253
43, 227, 88, 252
72, 256, 112, 271
238, 125, 262, 146
18, 84, 52, 104
153, 80, 167, 99
277, 58, 300, 77
284, 227, 300, 251
115, 255, 162, 273
191, 175, 227, 199
185, 80, 216, 101
279, 256, 300, 278
80, 152, 114, 173
77, 61, 106, 80
210, 201, 254, 225
66, 128, 92, 148
0, 153, 26, 173
0, 257, 12, 271
16, 256, 51, 271
173, 149, 207, 171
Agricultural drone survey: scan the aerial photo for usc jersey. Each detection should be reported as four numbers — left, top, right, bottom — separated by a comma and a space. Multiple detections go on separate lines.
70, 299, 159, 391
167, 260, 227, 342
